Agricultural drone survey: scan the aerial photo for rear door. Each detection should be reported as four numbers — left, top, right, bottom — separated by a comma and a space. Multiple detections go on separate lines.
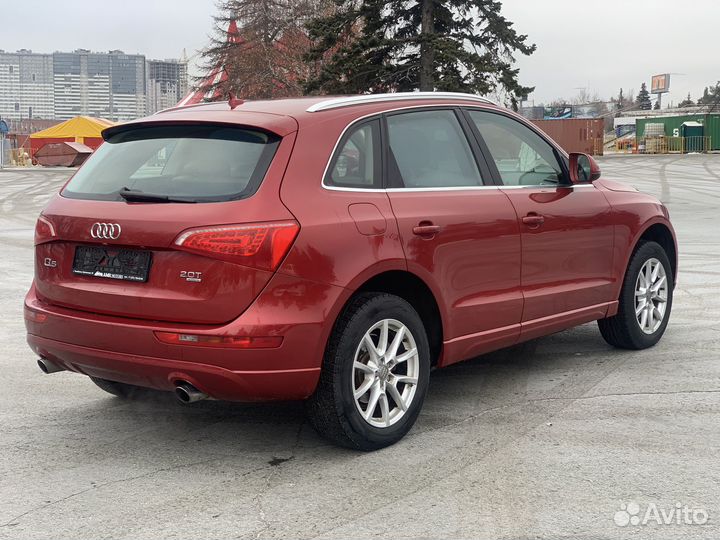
35, 122, 298, 325
383, 108, 522, 362
464, 109, 615, 338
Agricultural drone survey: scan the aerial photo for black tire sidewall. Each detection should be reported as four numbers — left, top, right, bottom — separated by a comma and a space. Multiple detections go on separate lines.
619, 241, 674, 348
332, 295, 430, 449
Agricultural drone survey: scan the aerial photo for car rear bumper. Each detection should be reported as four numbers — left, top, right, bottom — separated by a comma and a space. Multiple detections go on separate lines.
27, 333, 320, 401
24, 272, 349, 401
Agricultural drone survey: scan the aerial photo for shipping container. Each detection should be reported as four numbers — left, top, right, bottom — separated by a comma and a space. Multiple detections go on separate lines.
532, 119, 605, 156
34, 142, 93, 167
636, 114, 720, 151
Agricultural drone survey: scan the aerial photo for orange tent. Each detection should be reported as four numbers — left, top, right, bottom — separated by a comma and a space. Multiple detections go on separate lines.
30, 116, 115, 159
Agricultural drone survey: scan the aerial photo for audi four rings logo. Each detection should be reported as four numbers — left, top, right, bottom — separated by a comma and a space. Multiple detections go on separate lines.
90, 222, 122, 240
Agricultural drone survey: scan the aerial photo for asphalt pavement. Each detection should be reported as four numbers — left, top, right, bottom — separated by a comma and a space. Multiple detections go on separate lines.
1, 155, 719, 540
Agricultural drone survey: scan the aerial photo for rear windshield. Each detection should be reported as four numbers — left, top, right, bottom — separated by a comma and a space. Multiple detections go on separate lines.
62, 125, 280, 202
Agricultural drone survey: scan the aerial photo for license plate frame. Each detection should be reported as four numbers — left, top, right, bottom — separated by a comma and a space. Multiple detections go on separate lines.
72, 245, 152, 283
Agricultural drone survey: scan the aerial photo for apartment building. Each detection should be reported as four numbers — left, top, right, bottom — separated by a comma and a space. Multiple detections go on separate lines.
0, 49, 187, 121
147, 59, 188, 114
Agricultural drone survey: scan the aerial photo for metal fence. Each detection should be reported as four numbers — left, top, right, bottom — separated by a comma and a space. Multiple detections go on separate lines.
617, 136, 713, 154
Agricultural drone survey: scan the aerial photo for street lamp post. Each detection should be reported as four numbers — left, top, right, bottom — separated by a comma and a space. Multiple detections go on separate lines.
0, 119, 9, 169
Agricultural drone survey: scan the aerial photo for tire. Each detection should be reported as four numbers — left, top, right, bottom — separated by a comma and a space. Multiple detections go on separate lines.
307, 293, 431, 450
90, 377, 142, 398
598, 241, 674, 349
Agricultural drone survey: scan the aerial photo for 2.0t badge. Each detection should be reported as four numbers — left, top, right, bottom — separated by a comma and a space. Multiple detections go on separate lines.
90, 222, 122, 240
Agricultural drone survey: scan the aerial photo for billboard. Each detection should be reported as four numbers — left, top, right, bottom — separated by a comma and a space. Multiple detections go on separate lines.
573, 105, 600, 119
541, 105, 600, 120
543, 105, 573, 120
651, 74, 671, 94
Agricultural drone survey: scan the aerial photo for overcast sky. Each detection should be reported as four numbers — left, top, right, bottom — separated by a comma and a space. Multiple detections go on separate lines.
1, 0, 718, 106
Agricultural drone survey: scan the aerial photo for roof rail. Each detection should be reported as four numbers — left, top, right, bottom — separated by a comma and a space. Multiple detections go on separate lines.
306, 92, 497, 113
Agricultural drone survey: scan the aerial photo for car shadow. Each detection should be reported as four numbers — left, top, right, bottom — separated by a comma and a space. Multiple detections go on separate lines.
35, 323, 619, 460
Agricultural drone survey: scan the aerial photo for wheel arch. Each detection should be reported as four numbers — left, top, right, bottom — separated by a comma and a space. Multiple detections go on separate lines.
633, 221, 678, 285
350, 270, 445, 366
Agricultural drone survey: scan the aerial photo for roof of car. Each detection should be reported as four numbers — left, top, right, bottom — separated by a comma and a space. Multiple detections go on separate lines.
163, 92, 498, 120
105, 93, 500, 138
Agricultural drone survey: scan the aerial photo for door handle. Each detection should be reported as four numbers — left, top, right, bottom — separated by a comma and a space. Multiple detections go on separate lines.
412, 223, 441, 237
522, 213, 545, 228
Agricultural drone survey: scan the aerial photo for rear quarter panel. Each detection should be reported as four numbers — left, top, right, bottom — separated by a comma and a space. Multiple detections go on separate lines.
277, 112, 408, 367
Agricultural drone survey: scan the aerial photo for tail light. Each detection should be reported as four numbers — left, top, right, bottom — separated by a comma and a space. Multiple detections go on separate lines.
174, 221, 299, 271
155, 332, 282, 349
35, 215, 56, 245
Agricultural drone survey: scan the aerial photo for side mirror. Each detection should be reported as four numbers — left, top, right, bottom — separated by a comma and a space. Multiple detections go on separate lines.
569, 152, 601, 183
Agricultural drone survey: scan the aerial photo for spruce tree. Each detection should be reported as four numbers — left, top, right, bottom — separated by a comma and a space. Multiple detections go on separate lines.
304, 0, 536, 106
636, 82, 652, 110
698, 82, 720, 108
700, 87, 710, 104
678, 93, 694, 108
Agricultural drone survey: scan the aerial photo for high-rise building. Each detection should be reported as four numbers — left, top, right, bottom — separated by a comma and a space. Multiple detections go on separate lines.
0, 50, 54, 120
52, 50, 146, 121
0, 49, 187, 121
147, 59, 188, 114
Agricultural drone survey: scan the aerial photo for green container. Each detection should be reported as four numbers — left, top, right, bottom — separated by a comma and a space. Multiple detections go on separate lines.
706, 114, 720, 150
680, 122, 703, 138
682, 122, 704, 152
636, 113, 720, 151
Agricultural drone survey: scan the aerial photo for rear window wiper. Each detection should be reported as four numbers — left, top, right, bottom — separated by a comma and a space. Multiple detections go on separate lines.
118, 187, 197, 204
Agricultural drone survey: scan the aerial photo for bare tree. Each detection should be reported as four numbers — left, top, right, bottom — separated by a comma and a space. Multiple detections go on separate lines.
196, 0, 333, 99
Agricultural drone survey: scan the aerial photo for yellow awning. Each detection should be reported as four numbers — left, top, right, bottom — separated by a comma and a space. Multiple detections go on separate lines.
30, 116, 115, 140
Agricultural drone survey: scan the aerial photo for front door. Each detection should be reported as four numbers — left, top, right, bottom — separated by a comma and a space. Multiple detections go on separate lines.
383, 108, 523, 365
465, 109, 615, 340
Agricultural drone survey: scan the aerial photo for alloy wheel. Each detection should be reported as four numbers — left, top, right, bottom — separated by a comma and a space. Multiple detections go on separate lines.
352, 319, 420, 428
634, 258, 669, 334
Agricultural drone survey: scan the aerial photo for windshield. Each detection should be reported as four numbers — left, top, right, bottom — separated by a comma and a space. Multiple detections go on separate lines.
62, 125, 280, 202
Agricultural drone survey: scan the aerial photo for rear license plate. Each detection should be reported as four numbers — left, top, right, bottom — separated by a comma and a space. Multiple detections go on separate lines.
72, 246, 152, 282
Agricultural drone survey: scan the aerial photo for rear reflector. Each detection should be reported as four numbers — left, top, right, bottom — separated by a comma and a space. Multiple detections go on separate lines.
24, 307, 47, 323
154, 331, 282, 349
174, 221, 299, 271
34, 215, 56, 245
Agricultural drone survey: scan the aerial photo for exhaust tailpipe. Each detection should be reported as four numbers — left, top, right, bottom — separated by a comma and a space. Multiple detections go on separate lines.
37, 357, 64, 374
175, 382, 208, 404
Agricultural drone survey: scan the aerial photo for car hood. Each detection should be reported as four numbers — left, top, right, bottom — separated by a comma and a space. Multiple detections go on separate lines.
595, 179, 639, 192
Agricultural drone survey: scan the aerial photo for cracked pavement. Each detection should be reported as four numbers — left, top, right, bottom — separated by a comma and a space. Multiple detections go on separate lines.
1, 155, 719, 539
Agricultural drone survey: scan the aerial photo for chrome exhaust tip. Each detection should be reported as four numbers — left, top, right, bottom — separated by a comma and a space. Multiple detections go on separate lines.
175, 382, 208, 404
37, 357, 64, 374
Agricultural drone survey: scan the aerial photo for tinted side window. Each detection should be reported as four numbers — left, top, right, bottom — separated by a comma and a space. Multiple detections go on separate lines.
468, 110, 564, 186
387, 110, 483, 188
326, 120, 381, 189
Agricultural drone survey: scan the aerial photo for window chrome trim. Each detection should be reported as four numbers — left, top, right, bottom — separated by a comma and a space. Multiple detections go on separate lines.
501, 183, 596, 190
318, 103, 598, 193
323, 183, 596, 193
323, 185, 388, 193
385, 184, 596, 192
387, 186, 498, 192
320, 104, 494, 192
324, 118, 383, 190
307, 92, 496, 113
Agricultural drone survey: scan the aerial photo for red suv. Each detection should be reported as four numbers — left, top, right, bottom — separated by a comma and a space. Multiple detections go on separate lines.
25, 93, 677, 449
